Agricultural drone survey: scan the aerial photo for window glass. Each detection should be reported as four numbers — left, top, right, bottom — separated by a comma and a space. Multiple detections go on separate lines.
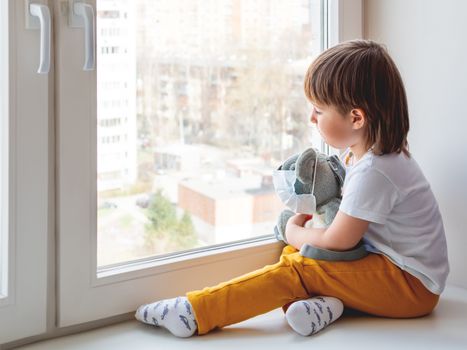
96, 0, 324, 267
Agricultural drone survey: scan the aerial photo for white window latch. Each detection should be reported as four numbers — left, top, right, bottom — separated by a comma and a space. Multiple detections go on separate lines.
25, 0, 51, 74
69, 0, 96, 71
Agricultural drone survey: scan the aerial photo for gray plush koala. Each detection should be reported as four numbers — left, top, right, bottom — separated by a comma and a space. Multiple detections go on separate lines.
273, 147, 367, 261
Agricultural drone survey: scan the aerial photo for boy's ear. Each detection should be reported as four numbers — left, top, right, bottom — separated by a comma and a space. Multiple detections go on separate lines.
350, 108, 366, 130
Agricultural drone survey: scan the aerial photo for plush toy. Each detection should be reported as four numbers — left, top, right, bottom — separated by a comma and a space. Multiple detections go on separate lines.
272, 147, 367, 261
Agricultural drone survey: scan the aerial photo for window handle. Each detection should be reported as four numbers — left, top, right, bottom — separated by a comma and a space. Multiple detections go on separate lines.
29, 3, 51, 74
71, 1, 95, 71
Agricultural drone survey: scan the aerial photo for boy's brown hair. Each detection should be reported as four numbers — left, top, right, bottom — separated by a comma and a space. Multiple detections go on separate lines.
304, 39, 410, 157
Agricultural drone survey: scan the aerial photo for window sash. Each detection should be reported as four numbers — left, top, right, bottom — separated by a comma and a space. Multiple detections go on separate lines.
57, 0, 362, 328
0, 0, 50, 344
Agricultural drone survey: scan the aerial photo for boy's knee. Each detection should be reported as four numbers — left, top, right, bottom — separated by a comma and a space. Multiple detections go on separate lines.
281, 244, 299, 256
279, 250, 304, 266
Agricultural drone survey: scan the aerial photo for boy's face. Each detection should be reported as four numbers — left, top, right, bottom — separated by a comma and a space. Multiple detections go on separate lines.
309, 102, 364, 149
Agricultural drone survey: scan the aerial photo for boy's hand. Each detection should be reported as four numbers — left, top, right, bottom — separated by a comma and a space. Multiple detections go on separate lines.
287, 213, 313, 228
285, 214, 313, 249
286, 210, 369, 252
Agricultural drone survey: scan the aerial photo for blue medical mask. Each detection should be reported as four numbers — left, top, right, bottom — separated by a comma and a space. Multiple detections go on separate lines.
272, 155, 319, 215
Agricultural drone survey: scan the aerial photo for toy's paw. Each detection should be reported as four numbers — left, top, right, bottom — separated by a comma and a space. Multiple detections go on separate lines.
295, 148, 320, 184
274, 209, 295, 244
274, 226, 287, 244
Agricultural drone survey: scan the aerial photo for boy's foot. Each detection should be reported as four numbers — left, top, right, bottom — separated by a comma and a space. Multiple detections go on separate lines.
135, 296, 198, 338
285, 296, 344, 336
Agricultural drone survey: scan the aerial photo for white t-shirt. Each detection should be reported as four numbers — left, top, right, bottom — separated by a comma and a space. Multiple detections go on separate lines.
338, 148, 449, 295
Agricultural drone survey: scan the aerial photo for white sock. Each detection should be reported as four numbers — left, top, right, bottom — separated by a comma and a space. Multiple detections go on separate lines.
285, 296, 344, 336
135, 296, 198, 338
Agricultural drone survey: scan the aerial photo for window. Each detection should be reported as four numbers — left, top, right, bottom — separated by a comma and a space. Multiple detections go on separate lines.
96, 0, 324, 267
0, 0, 363, 344
57, 0, 361, 328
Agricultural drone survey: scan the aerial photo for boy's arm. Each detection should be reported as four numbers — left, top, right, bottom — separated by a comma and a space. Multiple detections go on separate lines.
285, 211, 370, 251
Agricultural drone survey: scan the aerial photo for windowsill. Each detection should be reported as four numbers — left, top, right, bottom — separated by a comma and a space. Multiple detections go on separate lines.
8, 284, 467, 350
93, 236, 284, 287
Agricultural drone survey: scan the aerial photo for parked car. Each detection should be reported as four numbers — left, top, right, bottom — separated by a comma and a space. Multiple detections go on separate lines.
99, 201, 118, 209
135, 194, 154, 208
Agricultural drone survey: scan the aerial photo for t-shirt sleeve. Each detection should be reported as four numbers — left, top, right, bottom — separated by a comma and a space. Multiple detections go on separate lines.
339, 168, 399, 224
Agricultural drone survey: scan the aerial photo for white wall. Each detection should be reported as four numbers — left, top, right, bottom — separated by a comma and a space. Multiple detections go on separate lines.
364, 0, 467, 289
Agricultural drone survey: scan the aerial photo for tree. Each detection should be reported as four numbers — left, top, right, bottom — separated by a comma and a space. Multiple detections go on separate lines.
146, 190, 178, 234
170, 211, 197, 250
144, 190, 198, 251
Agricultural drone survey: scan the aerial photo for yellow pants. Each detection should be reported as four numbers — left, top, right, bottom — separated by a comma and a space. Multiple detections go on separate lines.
186, 245, 440, 335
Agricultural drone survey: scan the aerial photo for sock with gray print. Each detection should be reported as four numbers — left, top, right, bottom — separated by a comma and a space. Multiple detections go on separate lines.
285, 296, 344, 336
135, 296, 198, 338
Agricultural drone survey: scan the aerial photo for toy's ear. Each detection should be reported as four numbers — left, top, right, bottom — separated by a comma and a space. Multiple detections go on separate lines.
295, 148, 319, 184
277, 153, 299, 171
327, 155, 346, 187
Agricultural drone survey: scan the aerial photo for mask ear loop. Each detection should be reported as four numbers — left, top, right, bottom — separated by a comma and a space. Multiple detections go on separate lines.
311, 153, 319, 196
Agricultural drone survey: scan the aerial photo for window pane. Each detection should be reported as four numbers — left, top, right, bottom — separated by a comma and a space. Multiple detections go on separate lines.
96, 0, 324, 267
0, 0, 8, 298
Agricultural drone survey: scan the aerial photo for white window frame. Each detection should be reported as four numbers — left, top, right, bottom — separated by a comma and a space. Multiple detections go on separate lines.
0, 0, 52, 344
327, 0, 363, 157
0, 0, 9, 304
57, 0, 363, 328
